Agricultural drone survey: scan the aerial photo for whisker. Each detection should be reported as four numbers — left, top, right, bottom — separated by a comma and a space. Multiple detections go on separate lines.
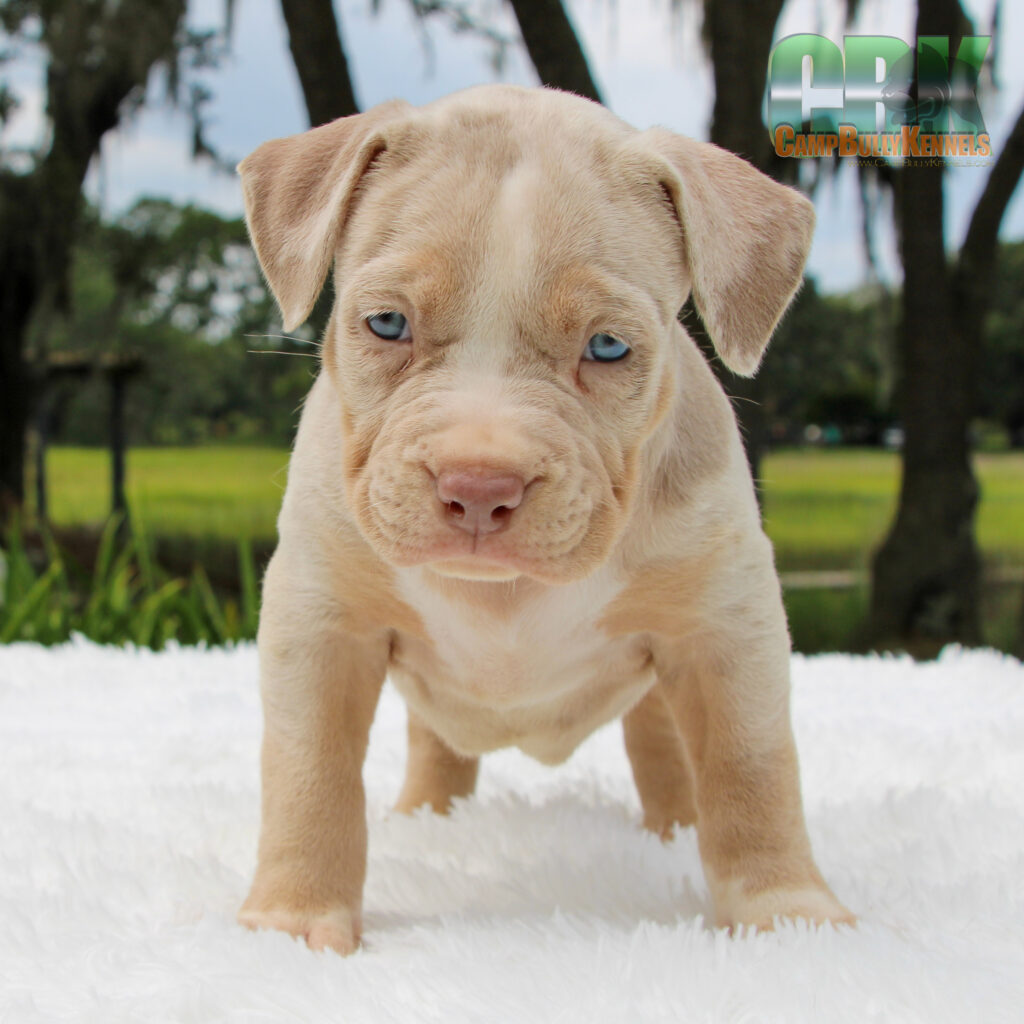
728, 394, 762, 408
242, 335, 319, 352
247, 350, 319, 358
244, 332, 321, 345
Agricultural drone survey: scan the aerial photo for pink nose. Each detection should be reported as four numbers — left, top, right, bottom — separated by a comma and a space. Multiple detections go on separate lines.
436, 469, 525, 535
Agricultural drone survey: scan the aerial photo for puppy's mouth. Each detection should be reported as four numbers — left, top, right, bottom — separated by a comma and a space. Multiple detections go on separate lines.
372, 521, 603, 584
428, 557, 524, 582
386, 534, 545, 582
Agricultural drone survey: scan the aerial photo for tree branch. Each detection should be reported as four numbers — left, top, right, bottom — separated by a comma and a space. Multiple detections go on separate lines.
958, 98, 1024, 278
506, 0, 602, 104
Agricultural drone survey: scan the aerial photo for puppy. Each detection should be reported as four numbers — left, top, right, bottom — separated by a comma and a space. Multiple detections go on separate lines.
237, 85, 853, 954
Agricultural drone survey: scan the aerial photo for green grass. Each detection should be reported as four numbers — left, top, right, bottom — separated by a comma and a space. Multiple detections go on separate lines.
761, 449, 1024, 570
976, 452, 1024, 557
760, 450, 900, 570
41, 446, 289, 541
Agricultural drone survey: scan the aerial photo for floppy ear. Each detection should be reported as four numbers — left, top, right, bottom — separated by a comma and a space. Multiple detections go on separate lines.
238, 100, 411, 331
637, 129, 815, 376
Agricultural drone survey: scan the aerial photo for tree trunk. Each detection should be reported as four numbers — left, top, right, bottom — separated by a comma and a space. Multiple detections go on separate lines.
280, 0, 359, 125
0, 176, 39, 518
952, 99, 1024, 658
864, 0, 1024, 651
867, 3, 1024, 656
704, 0, 785, 171
507, 0, 602, 103
0, 334, 35, 521
698, 0, 788, 491
867, 164, 982, 654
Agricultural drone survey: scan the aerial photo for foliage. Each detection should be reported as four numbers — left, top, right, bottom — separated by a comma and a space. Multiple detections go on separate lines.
48, 199, 316, 446
0, 1, 234, 169
762, 277, 894, 444
763, 243, 1024, 448
0, 515, 259, 648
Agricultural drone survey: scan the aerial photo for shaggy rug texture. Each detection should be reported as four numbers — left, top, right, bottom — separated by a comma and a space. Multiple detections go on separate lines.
1, 639, 1023, 1023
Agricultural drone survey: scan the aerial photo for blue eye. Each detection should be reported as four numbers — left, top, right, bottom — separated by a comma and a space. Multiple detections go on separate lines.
366, 311, 410, 341
583, 333, 631, 362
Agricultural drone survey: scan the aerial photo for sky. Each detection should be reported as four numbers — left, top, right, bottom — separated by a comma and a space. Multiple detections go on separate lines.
3, 0, 1023, 294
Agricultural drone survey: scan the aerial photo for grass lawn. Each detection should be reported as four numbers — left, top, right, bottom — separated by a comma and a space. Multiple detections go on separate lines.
41, 446, 290, 542
761, 449, 1024, 570
39, 446, 1024, 572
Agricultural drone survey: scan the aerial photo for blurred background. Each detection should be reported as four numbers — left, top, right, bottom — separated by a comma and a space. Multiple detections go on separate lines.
0, 0, 1021, 657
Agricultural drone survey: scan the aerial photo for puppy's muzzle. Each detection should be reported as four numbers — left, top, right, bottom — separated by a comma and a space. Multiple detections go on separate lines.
434, 468, 526, 536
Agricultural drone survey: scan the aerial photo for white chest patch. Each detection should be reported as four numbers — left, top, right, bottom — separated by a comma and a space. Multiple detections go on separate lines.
395, 565, 623, 698
391, 565, 652, 762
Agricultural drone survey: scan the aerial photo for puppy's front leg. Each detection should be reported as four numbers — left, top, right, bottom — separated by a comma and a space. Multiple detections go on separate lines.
239, 557, 389, 955
652, 608, 853, 931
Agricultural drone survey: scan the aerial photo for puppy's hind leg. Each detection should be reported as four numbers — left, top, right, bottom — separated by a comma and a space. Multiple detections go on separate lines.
395, 710, 479, 814
623, 685, 697, 840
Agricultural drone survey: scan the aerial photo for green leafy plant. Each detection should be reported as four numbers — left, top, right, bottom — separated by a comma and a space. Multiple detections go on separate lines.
0, 516, 260, 648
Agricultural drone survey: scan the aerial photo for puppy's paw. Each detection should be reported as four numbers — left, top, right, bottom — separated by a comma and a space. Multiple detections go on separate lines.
238, 905, 362, 955
717, 883, 856, 933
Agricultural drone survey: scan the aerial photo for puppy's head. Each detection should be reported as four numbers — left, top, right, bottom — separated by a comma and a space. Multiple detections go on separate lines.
240, 86, 813, 584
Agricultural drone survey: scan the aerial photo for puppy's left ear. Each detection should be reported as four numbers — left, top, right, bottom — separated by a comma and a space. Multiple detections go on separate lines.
637, 129, 815, 376
238, 100, 411, 331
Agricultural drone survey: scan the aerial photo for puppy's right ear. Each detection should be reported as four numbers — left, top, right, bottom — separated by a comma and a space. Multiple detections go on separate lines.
238, 101, 411, 331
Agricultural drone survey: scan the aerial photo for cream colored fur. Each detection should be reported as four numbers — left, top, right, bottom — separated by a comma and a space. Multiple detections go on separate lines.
236, 84, 853, 955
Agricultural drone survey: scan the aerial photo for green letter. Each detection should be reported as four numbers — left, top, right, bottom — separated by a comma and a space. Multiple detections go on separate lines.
843, 36, 912, 134
767, 34, 844, 136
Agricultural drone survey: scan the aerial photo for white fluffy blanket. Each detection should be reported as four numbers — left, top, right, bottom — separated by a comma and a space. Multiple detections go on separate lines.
2, 640, 1023, 1023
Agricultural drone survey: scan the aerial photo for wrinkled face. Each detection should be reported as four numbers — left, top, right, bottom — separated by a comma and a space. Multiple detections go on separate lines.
325, 116, 686, 584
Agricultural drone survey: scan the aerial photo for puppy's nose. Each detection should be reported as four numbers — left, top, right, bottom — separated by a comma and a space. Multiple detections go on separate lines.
436, 469, 525, 535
